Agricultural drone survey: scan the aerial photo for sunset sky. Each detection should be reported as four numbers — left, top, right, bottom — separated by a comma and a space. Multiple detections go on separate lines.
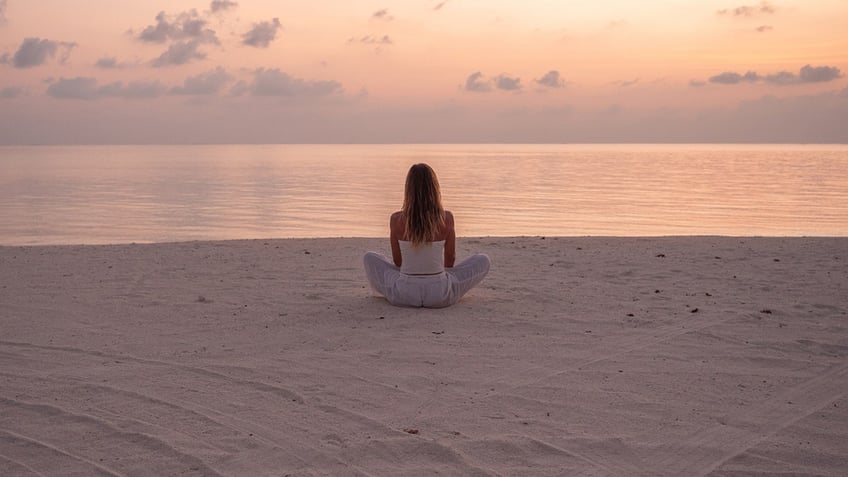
1, 0, 846, 143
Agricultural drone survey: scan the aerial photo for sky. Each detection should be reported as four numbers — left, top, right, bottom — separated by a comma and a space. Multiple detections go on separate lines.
0, 0, 846, 144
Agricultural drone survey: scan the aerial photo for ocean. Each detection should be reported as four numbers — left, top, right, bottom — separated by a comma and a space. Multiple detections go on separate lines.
1, 144, 847, 245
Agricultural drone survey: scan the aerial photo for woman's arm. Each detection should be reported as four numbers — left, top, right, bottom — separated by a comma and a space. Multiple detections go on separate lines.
443, 211, 456, 268
390, 212, 403, 267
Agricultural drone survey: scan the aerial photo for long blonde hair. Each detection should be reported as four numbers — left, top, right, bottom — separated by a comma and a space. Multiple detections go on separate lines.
402, 163, 445, 246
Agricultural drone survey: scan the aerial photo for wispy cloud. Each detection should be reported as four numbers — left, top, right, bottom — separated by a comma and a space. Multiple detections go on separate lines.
494, 74, 522, 91
756, 25, 773, 32
242, 18, 282, 48
433, 1, 449, 11
131, 9, 222, 68
171, 67, 233, 95
95, 57, 125, 69
717, 2, 776, 17
347, 35, 393, 46
47, 77, 166, 100
709, 71, 760, 84
704, 65, 843, 85
614, 78, 641, 87
136, 10, 219, 45
0, 0, 8, 25
372, 9, 393, 21
464, 71, 491, 92
209, 0, 238, 13
151, 40, 206, 67
535, 70, 566, 89
248, 68, 342, 97
2, 38, 77, 68
764, 71, 796, 85
463, 72, 525, 93
792, 65, 843, 83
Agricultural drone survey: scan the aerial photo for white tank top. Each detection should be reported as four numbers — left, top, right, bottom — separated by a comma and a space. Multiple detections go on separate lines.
399, 240, 445, 275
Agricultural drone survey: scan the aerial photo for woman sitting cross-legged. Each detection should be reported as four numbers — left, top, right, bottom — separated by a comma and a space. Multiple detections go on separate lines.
364, 163, 490, 308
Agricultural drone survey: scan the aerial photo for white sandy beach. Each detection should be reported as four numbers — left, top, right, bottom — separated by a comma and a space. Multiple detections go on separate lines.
1, 236, 846, 476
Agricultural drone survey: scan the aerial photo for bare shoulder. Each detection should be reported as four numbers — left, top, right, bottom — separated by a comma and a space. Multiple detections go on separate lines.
390, 211, 403, 225
441, 210, 455, 238
443, 210, 455, 225
390, 211, 404, 236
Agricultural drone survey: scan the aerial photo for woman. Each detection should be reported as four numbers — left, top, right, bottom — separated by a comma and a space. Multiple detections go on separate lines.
364, 163, 490, 307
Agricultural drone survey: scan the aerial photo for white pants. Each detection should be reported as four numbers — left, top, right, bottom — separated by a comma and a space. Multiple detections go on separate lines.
363, 252, 490, 308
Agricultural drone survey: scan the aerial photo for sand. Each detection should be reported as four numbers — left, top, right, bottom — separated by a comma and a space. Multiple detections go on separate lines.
1, 236, 846, 476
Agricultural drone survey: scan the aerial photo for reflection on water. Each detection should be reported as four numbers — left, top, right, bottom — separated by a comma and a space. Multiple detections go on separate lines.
1, 144, 847, 245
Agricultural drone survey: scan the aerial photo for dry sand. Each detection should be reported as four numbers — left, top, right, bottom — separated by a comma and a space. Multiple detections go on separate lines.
1, 236, 846, 476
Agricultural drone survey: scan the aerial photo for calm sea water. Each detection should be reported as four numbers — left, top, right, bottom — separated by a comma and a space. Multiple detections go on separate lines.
1, 144, 847, 245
